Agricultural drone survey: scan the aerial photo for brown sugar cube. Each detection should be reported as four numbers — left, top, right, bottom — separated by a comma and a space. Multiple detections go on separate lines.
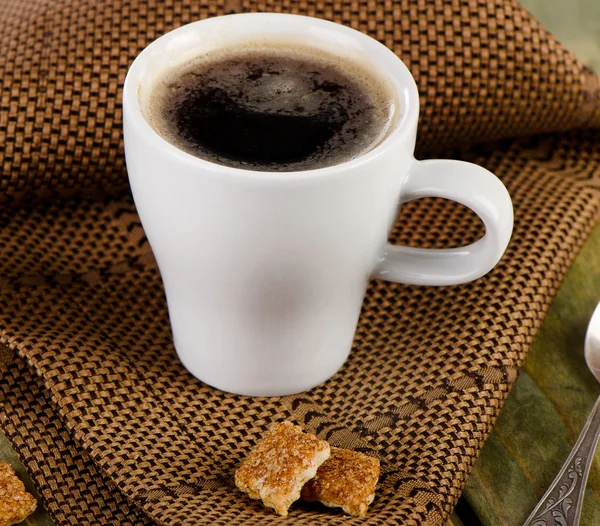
301, 447, 380, 517
0, 463, 37, 526
235, 421, 330, 516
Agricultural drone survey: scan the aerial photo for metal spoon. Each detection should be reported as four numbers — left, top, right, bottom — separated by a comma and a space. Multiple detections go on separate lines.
523, 302, 600, 526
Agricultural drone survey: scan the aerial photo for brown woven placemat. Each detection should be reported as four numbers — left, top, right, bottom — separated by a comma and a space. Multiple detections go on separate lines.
1, 1, 600, 525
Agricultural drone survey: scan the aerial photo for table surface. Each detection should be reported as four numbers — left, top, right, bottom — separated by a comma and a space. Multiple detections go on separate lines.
3, 1, 600, 524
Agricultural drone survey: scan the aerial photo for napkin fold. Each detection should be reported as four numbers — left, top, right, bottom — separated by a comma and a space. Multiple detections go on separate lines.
1, 0, 600, 525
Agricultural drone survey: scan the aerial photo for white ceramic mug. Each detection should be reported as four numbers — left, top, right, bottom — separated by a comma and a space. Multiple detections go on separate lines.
123, 13, 513, 397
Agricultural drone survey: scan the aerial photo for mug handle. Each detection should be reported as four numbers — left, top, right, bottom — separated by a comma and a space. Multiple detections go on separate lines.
372, 159, 514, 286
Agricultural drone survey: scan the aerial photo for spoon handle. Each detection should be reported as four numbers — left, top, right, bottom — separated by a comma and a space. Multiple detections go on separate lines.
523, 394, 600, 526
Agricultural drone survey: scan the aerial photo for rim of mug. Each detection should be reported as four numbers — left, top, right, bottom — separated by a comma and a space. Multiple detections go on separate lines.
123, 12, 419, 180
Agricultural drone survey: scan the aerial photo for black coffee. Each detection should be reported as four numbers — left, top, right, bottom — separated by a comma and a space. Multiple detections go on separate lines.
148, 44, 396, 171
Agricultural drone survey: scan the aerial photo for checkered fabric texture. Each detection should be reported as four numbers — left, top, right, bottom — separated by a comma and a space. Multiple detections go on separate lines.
1, 0, 600, 524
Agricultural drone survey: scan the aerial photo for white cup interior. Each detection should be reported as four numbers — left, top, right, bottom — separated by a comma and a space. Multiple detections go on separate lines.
125, 13, 420, 174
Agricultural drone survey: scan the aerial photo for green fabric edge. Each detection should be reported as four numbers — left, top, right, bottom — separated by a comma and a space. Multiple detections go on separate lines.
461, 220, 600, 525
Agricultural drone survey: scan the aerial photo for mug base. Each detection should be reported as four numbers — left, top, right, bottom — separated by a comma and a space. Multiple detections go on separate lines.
176, 351, 347, 397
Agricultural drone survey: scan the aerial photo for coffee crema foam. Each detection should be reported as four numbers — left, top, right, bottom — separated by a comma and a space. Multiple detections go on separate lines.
148, 42, 398, 172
